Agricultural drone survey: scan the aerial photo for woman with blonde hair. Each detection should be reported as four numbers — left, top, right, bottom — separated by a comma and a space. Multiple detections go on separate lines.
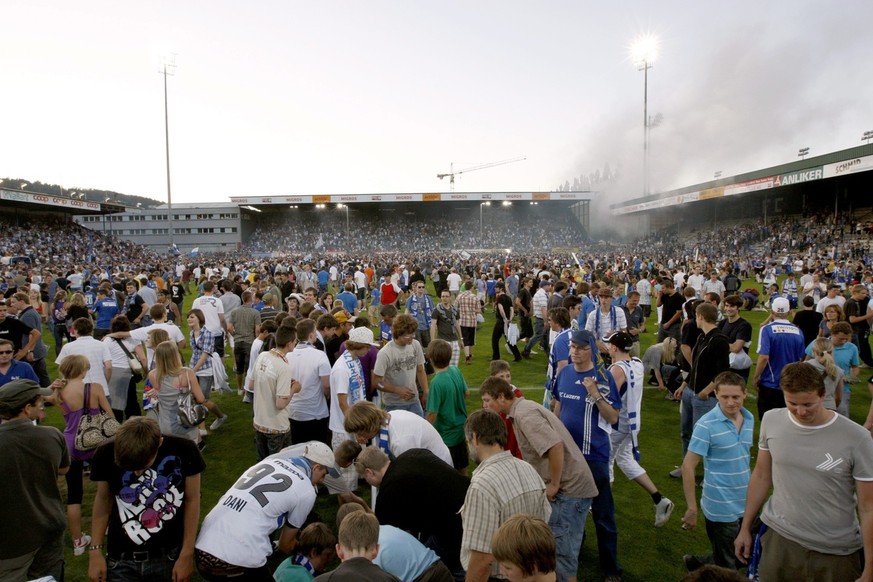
66, 292, 90, 328
52, 354, 113, 556
642, 336, 679, 392
148, 340, 226, 447
809, 338, 843, 411
28, 287, 48, 324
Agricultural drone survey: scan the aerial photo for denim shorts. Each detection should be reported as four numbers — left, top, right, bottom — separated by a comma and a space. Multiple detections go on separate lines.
548, 493, 593, 580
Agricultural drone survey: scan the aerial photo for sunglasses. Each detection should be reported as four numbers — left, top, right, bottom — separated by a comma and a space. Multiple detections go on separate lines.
0, 350, 13, 355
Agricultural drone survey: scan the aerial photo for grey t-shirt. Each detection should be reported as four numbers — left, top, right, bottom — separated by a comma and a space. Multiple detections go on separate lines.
759, 408, 873, 554
374, 340, 425, 406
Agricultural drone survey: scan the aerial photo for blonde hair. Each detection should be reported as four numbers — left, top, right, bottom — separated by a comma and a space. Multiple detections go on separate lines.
657, 337, 677, 366
343, 401, 389, 436
811, 338, 840, 380
154, 340, 184, 387
69, 293, 86, 308
58, 354, 89, 381
147, 328, 170, 349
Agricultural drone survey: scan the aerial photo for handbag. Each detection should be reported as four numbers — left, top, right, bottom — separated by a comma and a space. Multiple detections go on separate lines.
177, 369, 208, 428
74, 383, 121, 451
114, 338, 144, 382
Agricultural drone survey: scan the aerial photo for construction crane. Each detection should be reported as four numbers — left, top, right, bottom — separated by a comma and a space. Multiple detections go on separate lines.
437, 156, 526, 191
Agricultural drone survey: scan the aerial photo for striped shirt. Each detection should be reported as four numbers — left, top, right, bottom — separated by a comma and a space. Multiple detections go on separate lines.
460, 451, 551, 578
688, 405, 754, 522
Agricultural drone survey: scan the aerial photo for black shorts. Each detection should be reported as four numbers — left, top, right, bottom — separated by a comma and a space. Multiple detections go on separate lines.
461, 326, 476, 346
234, 341, 251, 375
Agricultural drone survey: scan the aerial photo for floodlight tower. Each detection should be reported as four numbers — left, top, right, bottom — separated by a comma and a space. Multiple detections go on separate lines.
631, 34, 659, 196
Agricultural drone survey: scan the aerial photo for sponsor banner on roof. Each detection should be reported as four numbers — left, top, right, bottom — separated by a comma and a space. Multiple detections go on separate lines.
1, 189, 101, 211
773, 167, 823, 187
725, 177, 775, 196
699, 186, 724, 200
823, 155, 873, 178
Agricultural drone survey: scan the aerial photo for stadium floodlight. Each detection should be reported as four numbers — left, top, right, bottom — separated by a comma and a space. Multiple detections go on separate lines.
502, 201, 512, 206
798, 147, 810, 160
479, 201, 491, 240
630, 33, 659, 196
159, 53, 177, 245
863, 131, 873, 145
337, 204, 350, 230
315, 204, 326, 209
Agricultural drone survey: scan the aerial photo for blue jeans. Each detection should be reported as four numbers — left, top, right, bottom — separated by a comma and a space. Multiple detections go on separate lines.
549, 493, 592, 582
385, 399, 425, 417
107, 550, 177, 581
586, 460, 621, 578
523, 317, 547, 354
692, 393, 718, 426
680, 387, 695, 455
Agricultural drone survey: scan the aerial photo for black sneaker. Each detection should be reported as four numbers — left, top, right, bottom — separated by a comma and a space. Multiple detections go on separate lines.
198, 441, 206, 453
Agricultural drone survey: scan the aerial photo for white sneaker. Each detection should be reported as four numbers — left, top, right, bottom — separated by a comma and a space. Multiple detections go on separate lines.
669, 467, 682, 478
210, 416, 228, 431
73, 533, 91, 556
655, 497, 674, 527
199, 428, 208, 437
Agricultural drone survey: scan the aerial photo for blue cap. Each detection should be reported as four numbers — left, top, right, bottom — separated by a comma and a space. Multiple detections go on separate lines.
570, 329, 595, 346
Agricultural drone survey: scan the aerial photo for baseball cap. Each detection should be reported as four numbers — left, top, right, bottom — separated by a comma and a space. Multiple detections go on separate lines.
771, 297, 791, 315
334, 312, 349, 324
0, 379, 53, 410
540, 280, 553, 288
603, 331, 634, 351
569, 329, 595, 346
303, 442, 340, 477
347, 326, 379, 346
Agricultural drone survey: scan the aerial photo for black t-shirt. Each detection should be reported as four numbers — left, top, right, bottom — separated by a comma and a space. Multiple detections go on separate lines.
718, 317, 753, 353
495, 293, 514, 323
844, 297, 870, 334
124, 294, 145, 321
0, 317, 35, 350
793, 310, 824, 347
375, 449, 468, 570
90, 435, 205, 555
660, 291, 684, 326
518, 287, 532, 312
169, 283, 186, 305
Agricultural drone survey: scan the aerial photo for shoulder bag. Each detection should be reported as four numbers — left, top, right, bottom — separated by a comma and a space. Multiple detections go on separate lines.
177, 368, 209, 428
114, 338, 145, 383
75, 383, 121, 451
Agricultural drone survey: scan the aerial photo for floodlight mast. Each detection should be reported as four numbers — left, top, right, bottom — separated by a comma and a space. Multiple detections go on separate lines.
436, 157, 526, 192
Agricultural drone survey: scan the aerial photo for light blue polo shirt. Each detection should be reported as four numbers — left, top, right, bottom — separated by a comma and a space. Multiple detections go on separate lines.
688, 404, 755, 522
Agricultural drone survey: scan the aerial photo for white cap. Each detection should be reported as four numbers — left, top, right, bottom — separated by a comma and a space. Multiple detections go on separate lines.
303, 442, 340, 477
771, 297, 791, 315
347, 327, 379, 346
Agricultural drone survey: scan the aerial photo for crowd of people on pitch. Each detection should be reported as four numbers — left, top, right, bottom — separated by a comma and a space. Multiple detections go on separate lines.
5, 239, 873, 582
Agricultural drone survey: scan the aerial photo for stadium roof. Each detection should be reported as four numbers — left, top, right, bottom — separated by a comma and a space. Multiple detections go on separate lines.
610, 143, 873, 216
225, 191, 591, 206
